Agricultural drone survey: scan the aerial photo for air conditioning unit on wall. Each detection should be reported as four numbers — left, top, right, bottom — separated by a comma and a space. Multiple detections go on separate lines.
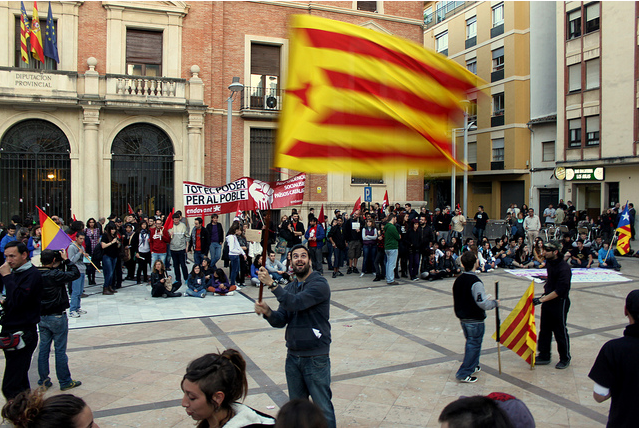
264, 95, 279, 110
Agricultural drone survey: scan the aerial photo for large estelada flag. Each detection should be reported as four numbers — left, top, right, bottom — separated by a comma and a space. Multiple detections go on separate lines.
275, 15, 484, 175
37, 206, 73, 251
492, 281, 537, 365
616, 202, 631, 255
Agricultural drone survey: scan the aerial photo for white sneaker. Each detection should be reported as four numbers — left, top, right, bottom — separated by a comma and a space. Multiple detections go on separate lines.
487, 268, 495, 272
225, 292, 234, 296
360, 272, 365, 277
475, 270, 481, 274
77, 309, 87, 314
69, 311, 80, 318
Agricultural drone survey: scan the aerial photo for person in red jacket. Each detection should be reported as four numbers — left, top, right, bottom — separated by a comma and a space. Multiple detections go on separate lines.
149, 218, 170, 268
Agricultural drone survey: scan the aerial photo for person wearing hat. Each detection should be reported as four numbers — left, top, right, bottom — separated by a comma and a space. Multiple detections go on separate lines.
588, 289, 638, 428
533, 241, 572, 369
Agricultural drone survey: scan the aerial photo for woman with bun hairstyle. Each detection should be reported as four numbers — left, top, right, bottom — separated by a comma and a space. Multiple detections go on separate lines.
181, 349, 275, 428
1, 389, 97, 428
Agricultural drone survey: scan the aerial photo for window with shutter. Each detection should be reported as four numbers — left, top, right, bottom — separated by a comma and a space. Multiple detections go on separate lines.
492, 138, 504, 161
586, 116, 600, 146
542, 141, 555, 162
492, 47, 504, 72
468, 142, 477, 163
250, 43, 281, 109
357, 1, 377, 13
569, 119, 582, 147
585, 58, 599, 90
568, 63, 581, 93
567, 9, 581, 39
126, 29, 163, 76
586, 3, 600, 33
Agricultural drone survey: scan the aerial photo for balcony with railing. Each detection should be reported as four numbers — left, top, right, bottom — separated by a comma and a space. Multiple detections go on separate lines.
424, 1, 476, 29
240, 86, 283, 118
104, 74, 188, 108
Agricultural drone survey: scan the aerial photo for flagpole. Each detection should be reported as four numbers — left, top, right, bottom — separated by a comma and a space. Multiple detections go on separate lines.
495, 281, 502, 375
604, 230, 617, 262
70, 240, 102, 273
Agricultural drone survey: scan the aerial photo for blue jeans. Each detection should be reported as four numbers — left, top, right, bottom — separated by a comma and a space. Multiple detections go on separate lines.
285, 354, 336, 428
185, 287, 206, 297
456, 321, 485, 380
151, 252, 166, 267
209, 242, 222, 268
69, 273, 85, 312
281, 247, 291, 263
362, 245, 375, 273
229, 255, 240, 285
193, 251, 205, 267
171, 249, 189, 284
38, 314, 72, 387
102, 255, 116, 290
385, 249, 398, 283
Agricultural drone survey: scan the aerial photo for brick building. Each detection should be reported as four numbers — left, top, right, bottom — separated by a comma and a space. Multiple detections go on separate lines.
0, 1, 425, 224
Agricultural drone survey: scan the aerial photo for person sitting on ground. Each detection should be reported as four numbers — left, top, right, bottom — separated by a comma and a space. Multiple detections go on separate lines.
150, 260, 181, 298
512, 244, 536, 269
264, 251, 289, 284
598, 241, 621, 271
560, 233, 574, 261
420, 251, 443, 281
207, 269, 236, 296
181, 349, 275, 428
572, 232, 592, 249
532, 238, 547, 269
439, 248, 461, 277
591, 236, 604, 253
461, 237, 475, 254
478, 242, 498, 272
1, 389, 98, 428
185, 265, 207, 298
250, 255, 262, 287
570, 239, 594, 268
492, 237, 507, 266
201, 257, 214, 284
432, 241, 444, 263
438, 395, 513, 428
275, 398, 327, 428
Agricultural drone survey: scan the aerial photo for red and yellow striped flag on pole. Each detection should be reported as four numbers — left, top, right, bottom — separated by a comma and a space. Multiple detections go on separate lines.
275, 15, 485, 175
30, 1, 45, 63
492, 281, 537, 366
20, 2, 30, 64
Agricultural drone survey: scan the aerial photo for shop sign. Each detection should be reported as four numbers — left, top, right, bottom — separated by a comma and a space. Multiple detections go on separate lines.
554, 167, 604, 181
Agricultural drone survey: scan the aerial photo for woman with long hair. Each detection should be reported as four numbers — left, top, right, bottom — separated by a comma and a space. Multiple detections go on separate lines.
532, 237, 546, 268
207, 269, 236, 295
84, 218, 100, 284
1, 389, 97, 428
185, 265, 207, 298
131, 220, 151, 284
181, 349, 274, 428
27, 225, 42, 265
225, 225, 246, 288
100, 224, 120, 295
513, 244, 535, 268
150, 260, 181, 298
250, 255, 262, 287
361, 218, 377, 276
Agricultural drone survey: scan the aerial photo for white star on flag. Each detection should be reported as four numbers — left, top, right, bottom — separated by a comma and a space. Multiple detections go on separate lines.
212, 205, 221, 212
623, 213, 630, 221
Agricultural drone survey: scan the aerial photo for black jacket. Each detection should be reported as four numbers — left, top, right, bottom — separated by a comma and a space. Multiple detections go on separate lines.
544, 256, 571, 298
206, 222, 224, 245
189, 227, 211, 253
1, 263, 42, 332
39, 261, 80, 316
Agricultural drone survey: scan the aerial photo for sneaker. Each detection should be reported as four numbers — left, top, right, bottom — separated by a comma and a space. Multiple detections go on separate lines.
225, 291, 235, 296
77, 309, 87, 314
459, 375, 478, 383
332, 272, 337, 278
337, 271, 344, 276
200, 292, 206, 298
80, 293, 89, 298
372, 277, 381, 282
487, 268, 495, 272
535, 356, 551, 365
60, 380, 82, 391
473, 365, 481, 374
360, 272, 365, 277
387, 281, 399, 285
555, 360, 571, 370
37, 377, 53, 391
183, 293, 189, 297
347, 267, 352, 274
475, 270, 481, 274
69, 311, 81, 318
352, 267, 359, 274
412, 277, 419, 281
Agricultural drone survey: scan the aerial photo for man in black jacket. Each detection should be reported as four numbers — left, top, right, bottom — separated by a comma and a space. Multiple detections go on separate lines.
0, 241, 43, 399
206, 214, 225, 269
255, 244, 336, 428
417, 214, 435, 273
189, 217, 210, 267
37, 249, 82, 391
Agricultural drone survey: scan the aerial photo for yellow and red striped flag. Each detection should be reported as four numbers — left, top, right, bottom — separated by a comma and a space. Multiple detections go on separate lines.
275, 15, 485, 175
616, 202, 631, 255
492, 281, 537, 365
20, 2, 30, 64
30, 1, 45, 63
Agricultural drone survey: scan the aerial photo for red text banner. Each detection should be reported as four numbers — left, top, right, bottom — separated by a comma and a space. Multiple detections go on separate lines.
183, 173, 306, 217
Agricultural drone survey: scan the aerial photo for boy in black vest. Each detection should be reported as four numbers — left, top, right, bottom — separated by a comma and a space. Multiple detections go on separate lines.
453, 251, 500, 383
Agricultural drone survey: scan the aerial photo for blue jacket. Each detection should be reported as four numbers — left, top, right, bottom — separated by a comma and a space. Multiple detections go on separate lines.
264, 271, 331, 356
304, 224, 325, 245
187, 275, 207, 292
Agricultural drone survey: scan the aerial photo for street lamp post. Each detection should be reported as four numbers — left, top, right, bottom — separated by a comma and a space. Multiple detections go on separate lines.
226, 77, 244, 227
462, 114, 476, 219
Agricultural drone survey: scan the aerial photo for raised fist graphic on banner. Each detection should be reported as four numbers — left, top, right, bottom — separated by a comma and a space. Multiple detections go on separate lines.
249, 180, 275, 210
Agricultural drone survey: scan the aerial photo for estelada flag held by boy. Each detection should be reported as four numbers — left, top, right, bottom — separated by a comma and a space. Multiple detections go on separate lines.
492, 281, 537, 366
275, 15, 485, 175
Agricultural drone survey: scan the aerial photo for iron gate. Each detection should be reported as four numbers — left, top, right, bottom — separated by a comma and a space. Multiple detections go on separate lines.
0, 119, 71, 224
111, 124, 174, 217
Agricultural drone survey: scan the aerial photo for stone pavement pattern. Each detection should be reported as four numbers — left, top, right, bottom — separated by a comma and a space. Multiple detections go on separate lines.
2, 260, 637, 428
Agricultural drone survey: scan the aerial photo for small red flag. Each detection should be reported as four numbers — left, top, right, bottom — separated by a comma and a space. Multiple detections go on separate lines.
352, 197, 362, 216
72, 214, 77, 222
382, 191, 389, 210
127, 203, 134, 214
164, 208, 175, 230
318, 204, 325, 224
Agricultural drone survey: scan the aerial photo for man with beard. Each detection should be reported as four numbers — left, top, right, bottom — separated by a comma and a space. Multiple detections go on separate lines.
255, 244, 336, 428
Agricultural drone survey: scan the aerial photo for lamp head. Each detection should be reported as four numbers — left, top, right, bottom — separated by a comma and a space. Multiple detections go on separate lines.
228, 77, 244, 92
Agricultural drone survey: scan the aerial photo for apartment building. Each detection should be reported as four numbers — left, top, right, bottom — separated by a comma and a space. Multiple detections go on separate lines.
0, 1, 425, 222
555, 1, 638, 219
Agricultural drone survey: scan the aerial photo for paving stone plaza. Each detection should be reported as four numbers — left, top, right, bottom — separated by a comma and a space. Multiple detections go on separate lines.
4, 260, 637, 428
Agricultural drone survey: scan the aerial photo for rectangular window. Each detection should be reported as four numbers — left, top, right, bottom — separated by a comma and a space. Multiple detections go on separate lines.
586, 2, 600, 33
14, 17, 57, 70
492, 47, 504, 72
567, 9, 581, 39
542, 141, 555, 162
249, 128, 275, 182
466, 16, 477, 39
492, 138, 505, 161
126, 29, 163, 76
468, 142, 478, 163
569, 119, 582, 147
492, 92, 504, 116
472, 182, 493, 194
568, 63, 581, 93
435, 31, 448, 53
250, 43, 281, 109
351, 174, 383, 185
424, 6, 433, 25
467, 99, 478, 123
586, 115, 600, 146
492, 3, 504, 27
357, 1, 377, 12
585, 58, 600, 90
466, 58, 477, 75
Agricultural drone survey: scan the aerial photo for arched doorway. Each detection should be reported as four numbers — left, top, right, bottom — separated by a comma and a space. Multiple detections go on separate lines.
111, 123, 174, 217
0, 120, 71, 224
